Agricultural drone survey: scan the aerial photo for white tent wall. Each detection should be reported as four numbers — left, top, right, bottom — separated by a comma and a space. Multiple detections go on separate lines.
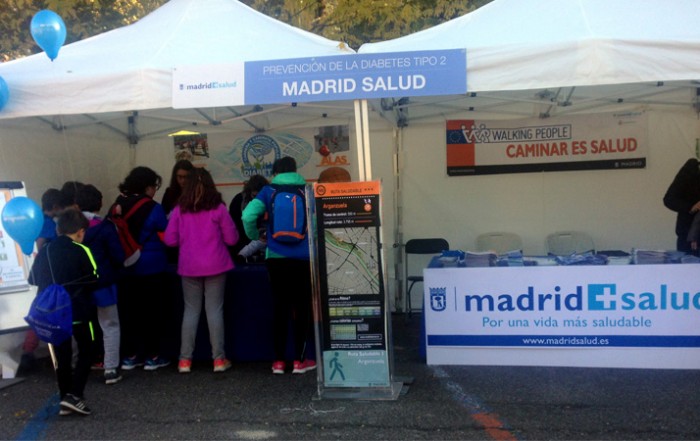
384, 108, 699, 256
0, 118, 131, 205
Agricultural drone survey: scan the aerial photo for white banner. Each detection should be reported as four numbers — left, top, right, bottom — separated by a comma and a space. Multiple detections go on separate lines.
172, 63, 245, 108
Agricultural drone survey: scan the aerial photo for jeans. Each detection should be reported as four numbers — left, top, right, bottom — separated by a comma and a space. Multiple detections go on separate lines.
179, 273, 227, 361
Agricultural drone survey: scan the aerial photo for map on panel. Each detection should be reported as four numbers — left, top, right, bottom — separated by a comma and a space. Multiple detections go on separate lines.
324, 227, 380, 295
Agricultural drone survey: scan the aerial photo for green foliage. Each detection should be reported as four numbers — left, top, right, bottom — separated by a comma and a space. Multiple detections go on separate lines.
0, 0, 166, 61
1, 0, 492, 61
241, 0, 489, 49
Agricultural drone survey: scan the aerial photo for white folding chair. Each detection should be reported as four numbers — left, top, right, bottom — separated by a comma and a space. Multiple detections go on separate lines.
545, 231, 595, 255
476, 232, 523, 255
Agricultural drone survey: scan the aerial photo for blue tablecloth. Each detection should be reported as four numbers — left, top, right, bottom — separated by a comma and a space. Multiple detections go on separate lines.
166, 263, 314, 362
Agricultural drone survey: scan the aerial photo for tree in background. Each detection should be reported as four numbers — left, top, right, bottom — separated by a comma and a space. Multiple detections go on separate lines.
242, 0, 491, 49
0, 0, 492, 61
0, 0, 166, 61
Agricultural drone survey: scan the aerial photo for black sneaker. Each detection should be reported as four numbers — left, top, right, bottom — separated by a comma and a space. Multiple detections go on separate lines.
104, 369, 122, 385
59, 394, 92, 416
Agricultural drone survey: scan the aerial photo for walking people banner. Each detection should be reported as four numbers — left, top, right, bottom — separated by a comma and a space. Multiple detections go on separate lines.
446, 112, 648, 176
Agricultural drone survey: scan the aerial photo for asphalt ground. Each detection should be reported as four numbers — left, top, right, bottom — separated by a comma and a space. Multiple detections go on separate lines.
1, 314, 700, 441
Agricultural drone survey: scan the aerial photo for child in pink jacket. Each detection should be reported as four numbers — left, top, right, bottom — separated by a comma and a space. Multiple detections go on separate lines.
164, 168, 239, 373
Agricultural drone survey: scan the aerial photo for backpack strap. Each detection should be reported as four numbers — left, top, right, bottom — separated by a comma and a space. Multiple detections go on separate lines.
46, 243, 56, 284
123, 196, 152, 220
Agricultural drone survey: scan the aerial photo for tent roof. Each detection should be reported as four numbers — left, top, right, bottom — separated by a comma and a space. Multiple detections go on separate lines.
0, 0, 352, 121
359, 0, 700, 92
359, 0, 700, 124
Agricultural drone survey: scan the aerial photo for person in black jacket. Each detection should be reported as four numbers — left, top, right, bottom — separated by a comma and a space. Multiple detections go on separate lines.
228, 174, 268, 261
29, 208, 98, 416
663, 158, 700, 253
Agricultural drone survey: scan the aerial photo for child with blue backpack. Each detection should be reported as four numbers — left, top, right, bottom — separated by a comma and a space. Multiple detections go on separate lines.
28, 208, 98, 416
241, 156, 316, 375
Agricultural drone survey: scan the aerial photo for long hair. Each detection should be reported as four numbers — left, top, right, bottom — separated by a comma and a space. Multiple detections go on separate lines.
119, 166, 162, 196
178, 168, 223, 213
167, 160, 194, 194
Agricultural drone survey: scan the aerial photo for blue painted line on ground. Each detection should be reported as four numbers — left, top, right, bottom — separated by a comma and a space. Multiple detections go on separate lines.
15, 393, 59, 441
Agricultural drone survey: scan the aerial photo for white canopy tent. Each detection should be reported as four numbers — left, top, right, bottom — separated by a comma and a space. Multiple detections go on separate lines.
0, 0, 365, 365
356, 0, 700, 311
0, 0, 354, 116
359, 0, 700, 124
0, 0, 370, 217
1, 0, 700, 317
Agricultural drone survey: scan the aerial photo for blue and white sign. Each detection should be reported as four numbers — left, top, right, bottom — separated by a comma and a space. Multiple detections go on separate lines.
172, 63, 245, 109
424, 264, 700, 369
245, 49, 466, 104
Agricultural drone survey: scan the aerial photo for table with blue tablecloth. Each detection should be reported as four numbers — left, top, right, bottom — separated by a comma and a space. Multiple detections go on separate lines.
165, 263, 314, 362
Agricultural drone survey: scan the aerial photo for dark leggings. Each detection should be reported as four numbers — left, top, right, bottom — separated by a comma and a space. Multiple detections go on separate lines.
118, 272, 169, 359
266, 258, 313, 361
55, 322, 93, 399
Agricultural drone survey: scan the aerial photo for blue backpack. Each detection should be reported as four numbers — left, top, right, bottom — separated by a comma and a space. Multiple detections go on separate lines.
25, 283, 73, 346
269, 184, 307, 243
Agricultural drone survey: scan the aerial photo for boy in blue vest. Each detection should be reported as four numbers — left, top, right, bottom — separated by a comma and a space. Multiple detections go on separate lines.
29, 208, 98, 416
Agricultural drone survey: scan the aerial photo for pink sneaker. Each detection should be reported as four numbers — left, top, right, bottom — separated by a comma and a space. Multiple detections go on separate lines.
271, 360, 285, 375
292, 359, 317, 374
213, 358, 231, 373
178, 359, 192, 373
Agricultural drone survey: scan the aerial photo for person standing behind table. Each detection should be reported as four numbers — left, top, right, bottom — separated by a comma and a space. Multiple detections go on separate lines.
28, 208, 98, 416
113, 167, 171, 371
242, 156, 316, 375
161, 160, 194, 265
164, 168, 239, 374
161, 160, 194, 216
663, 158, 700, 253
317, 166, 351, 184
229, 174, 269, 261
77, 184, 126, 385
60, 181, 86, 209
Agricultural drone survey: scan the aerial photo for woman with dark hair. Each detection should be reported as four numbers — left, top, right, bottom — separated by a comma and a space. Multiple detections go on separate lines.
112, 166, 171, 371
164, 168, 238, 373
161, 160, 194, 216
229, 174, 269, 259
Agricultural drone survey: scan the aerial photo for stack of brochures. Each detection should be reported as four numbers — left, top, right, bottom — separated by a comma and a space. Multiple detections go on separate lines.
464, 250, 497, 267
496, 250, 524, 267
554, 251, 608, 266
632, 249, 668, 264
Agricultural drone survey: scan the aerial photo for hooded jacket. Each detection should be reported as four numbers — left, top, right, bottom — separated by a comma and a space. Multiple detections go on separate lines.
241, 172, 309, 260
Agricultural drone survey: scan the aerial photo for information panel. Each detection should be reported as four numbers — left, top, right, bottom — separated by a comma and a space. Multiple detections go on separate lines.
311, 181, 395, 392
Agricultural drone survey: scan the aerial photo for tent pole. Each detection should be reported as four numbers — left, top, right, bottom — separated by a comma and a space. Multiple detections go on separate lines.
354, 100, 366, 181
361, 99, 372, 180
393, 127, 404, 312
128, 112, 138, 169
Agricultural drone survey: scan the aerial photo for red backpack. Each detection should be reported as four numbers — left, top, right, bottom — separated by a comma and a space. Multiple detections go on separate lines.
108, 197, 152, 267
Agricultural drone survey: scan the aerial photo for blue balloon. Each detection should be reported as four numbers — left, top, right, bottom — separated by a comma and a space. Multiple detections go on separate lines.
0, 76, 8, 111
30, 10, 67, 61
1, 197, 43, 255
